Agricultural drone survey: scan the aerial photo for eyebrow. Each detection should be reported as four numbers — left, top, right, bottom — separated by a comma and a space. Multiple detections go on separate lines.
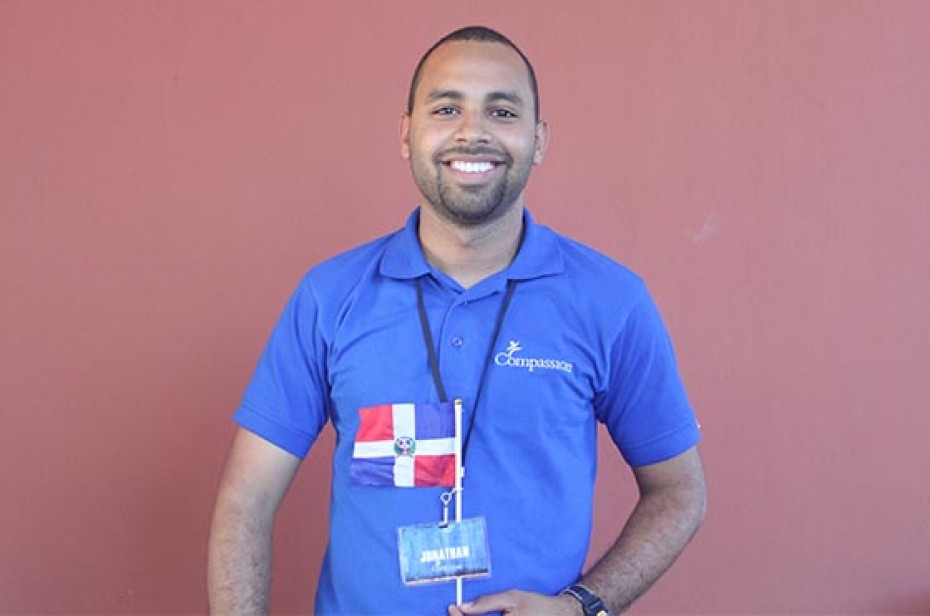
487, 91, 525, 107
424, 89, 526, 107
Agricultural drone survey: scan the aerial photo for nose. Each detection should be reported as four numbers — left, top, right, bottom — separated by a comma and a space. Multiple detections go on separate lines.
454, 109, 490, 144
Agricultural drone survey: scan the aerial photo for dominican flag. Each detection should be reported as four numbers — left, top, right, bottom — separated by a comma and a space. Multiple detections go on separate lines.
350, 402, 456, 487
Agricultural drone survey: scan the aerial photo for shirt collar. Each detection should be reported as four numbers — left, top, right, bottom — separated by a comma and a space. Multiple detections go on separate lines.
379, 207, 564, 281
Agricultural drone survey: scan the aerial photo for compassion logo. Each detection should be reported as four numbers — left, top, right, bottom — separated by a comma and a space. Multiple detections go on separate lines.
494, 340, 573, 374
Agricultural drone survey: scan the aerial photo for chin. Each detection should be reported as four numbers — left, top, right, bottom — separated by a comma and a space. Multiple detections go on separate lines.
439, 201, 513, 228
435, 188, 520, 227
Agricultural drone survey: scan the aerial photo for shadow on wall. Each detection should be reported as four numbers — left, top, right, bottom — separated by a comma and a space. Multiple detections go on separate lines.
871, 593, 930, 616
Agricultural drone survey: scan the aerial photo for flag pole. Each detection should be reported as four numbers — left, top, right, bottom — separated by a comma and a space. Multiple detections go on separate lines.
454, 398, 464, 606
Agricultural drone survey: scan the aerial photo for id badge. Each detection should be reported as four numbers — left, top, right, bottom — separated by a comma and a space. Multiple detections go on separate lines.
397, 517, 491, 585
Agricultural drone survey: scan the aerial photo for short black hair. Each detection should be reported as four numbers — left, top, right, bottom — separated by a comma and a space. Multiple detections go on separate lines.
406, 26, 540, 122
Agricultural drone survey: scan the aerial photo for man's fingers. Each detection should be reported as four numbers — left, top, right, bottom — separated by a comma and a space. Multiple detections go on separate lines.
452, 590, 581, 615
456, 591, 519, 614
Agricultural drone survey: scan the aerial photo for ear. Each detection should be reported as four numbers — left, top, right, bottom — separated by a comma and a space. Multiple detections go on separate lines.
533, 120, 550, 165
400, 113, 411, 159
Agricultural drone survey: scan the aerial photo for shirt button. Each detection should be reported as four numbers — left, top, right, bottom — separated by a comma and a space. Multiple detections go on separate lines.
450, 336, 464, 348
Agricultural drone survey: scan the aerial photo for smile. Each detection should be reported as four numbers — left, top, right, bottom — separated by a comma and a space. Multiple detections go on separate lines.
446, 160, 498, 174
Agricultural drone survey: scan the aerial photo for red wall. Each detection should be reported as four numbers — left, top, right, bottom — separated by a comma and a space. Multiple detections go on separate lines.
2, 2, 929, 614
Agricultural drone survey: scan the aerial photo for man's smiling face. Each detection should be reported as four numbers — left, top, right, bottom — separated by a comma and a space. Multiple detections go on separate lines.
401, 40, 547, 227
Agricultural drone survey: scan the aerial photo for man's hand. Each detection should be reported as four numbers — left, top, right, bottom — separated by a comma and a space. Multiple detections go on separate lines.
448, 590, 583, 616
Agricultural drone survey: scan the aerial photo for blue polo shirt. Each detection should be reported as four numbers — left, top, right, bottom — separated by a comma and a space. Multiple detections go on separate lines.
234, 208, 700, 615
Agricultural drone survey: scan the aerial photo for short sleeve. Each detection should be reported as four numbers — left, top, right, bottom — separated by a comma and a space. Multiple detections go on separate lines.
233, 278, 329, 458
595, 286, 701, 467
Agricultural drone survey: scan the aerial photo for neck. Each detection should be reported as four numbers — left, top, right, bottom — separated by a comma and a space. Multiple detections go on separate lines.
418, 205, 524, 289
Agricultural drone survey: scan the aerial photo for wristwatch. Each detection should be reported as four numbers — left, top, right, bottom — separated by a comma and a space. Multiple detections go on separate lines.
561, 583, 613, 616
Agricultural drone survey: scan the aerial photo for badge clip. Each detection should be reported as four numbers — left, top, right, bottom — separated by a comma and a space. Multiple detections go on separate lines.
439, 489, 458, 528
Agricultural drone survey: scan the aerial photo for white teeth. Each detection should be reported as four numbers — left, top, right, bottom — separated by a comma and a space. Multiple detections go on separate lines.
450, 161, 494, 174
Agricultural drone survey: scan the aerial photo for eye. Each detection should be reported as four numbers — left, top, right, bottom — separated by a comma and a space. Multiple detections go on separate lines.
432, 106, 459, 116
490, 108, 518, 119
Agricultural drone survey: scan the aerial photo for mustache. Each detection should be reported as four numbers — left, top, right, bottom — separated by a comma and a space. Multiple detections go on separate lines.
434, 146, 512, 163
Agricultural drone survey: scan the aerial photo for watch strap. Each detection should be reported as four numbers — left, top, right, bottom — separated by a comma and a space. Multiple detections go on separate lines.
561, 583, 612, 616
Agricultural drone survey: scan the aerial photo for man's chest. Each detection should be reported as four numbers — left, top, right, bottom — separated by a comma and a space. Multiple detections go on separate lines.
324, 286, 605, 441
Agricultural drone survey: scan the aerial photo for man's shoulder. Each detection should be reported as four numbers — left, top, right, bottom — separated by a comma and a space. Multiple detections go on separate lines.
548, 227, 646, 294
294, 228, 400, 300
311, 229, 397, 275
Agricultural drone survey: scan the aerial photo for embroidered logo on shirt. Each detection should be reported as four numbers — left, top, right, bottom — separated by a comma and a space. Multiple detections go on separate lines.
493, 340, 574, 374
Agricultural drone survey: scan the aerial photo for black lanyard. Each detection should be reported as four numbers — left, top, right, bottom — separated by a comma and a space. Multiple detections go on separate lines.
415, 276, 517, 461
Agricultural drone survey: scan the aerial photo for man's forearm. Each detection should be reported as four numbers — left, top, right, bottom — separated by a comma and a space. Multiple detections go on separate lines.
449, 449, 706, 616
207, 429, 301, 615
207, 500, 274, 616
580, 456, 707, 614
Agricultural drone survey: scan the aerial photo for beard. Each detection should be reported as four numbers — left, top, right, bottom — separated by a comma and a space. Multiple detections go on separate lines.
411, 146, 533, 228
436, 174, 510, 226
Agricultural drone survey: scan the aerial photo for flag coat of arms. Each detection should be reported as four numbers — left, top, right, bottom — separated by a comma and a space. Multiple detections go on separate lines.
350, 402, 456, 487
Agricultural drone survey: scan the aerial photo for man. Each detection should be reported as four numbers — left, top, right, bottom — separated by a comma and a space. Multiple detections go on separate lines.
208, 26, 706, 616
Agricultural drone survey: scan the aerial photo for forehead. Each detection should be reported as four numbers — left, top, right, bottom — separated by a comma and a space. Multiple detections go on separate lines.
414, 40, 532, 104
